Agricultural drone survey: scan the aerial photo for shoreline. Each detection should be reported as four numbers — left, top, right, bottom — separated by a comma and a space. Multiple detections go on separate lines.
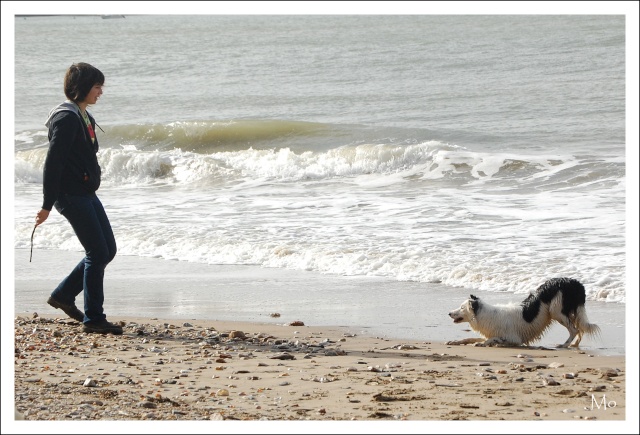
11, 248, 626, 356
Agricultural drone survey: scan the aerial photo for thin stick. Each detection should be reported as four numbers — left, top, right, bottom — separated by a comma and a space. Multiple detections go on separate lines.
29, 225, 37, 262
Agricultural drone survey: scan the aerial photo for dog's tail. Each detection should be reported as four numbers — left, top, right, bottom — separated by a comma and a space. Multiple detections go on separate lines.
575, 305, 601, 339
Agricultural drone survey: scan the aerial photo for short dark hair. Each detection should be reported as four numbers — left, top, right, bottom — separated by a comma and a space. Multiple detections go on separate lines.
64, 63, 105, 103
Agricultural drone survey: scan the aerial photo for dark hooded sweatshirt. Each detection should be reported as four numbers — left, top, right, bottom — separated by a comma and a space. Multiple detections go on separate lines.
42, 101, 101, 211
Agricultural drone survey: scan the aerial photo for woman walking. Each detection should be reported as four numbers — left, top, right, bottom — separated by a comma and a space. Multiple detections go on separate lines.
35, 62, 122, 335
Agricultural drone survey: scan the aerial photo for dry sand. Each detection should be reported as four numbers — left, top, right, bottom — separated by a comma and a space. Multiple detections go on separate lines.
8, 312, 633, 433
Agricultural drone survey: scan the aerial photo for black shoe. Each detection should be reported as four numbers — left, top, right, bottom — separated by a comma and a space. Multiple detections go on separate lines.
47, 296, 85, 322
83, 319, 123, 335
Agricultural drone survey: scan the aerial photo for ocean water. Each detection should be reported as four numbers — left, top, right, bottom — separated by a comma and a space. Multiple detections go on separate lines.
9, 15, 629, 311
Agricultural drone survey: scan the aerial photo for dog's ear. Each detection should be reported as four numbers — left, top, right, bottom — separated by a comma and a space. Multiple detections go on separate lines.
470, 298, 480, 315
470, 294, 478, 300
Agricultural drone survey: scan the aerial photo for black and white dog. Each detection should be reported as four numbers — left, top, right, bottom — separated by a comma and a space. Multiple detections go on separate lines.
447, 278, 601, 348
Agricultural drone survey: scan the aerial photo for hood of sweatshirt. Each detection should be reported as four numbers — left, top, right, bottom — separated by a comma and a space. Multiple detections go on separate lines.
45, 100, 83, 128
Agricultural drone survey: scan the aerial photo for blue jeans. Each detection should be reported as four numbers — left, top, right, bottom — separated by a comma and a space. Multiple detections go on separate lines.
51, 193, 117, 323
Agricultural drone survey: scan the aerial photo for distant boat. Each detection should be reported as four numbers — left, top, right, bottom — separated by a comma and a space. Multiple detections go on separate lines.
101, 15, 125, 19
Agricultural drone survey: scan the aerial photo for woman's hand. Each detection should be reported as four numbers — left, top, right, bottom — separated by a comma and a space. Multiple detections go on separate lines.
35, 209, 50, 227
